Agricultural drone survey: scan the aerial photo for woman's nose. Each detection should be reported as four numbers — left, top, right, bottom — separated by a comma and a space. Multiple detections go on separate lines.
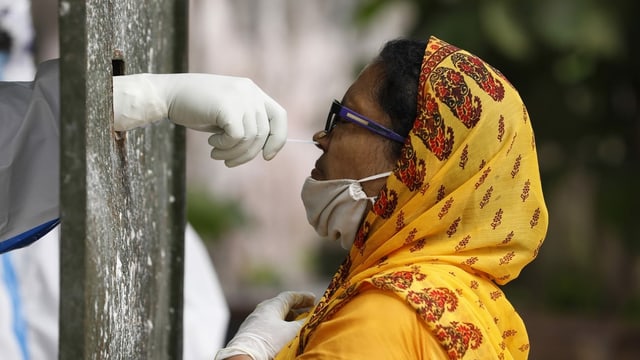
312, 130, 328, 150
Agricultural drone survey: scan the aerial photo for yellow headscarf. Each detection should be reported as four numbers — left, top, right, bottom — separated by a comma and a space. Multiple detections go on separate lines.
279, 36, 548, 359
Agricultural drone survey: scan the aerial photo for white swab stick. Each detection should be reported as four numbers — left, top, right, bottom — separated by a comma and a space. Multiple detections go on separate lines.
287, 138, 318, 145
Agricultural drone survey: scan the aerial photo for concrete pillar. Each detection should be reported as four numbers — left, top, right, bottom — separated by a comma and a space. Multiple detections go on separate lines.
59, 0, 187, 358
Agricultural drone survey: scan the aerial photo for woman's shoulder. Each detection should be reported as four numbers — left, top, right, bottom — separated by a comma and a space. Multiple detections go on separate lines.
347, 285, 417, 319
306, 285, 447, 359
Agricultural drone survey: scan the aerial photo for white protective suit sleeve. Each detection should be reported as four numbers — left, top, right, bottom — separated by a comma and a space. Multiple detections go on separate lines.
183, 223, 230, 358
0, 59, 59, 252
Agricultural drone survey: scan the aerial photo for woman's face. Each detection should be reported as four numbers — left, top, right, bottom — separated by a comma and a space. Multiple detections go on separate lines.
311, 62, 397, 197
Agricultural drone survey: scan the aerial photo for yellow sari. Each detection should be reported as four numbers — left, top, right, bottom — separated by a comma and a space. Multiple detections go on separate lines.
277, 36, 548, 359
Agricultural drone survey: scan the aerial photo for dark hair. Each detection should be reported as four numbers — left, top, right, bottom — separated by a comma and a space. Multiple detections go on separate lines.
373, 39, 427, 157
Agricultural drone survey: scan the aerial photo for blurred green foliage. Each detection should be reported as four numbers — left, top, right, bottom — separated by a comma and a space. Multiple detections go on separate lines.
242, 264, 284, 288
354, 0, 639, 319
186, 188, 250, 244
186, 190, 284, 288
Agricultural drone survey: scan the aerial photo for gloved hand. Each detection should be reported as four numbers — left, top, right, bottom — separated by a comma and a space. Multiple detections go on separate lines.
112, 73, 287, 167
215, 291, 316, 360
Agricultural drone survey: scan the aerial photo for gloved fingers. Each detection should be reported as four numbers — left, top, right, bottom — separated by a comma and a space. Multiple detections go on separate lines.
219, 111, 270, 167
215, 138, 261, 167
207, 129, 243, 151
209, 112, 262, 167
261, 97, 287, 161
217, 292, 314, 360
207, 107, 250, 150
214, 333, 274, 360
287, 291, 316, 310
256, 291, 315, 319
209, 139, 253, 167
294, 317, 309, 327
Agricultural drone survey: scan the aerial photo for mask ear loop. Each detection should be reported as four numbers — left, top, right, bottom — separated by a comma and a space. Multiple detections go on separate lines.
356, 171, 393, 204
357, 171, 393, 183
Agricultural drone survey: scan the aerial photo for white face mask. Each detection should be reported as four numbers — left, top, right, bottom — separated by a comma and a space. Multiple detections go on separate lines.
301, 172, 392, 250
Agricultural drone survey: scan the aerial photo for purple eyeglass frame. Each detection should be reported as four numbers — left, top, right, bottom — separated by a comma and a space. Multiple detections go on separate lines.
325, 100, 405, 143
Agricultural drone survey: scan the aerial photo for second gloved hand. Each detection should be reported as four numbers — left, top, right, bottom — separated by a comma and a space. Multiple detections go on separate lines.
112, 73, 287, 167
215, 291, 315, 360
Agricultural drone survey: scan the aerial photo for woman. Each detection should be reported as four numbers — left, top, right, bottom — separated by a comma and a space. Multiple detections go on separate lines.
219, 36, 548, 360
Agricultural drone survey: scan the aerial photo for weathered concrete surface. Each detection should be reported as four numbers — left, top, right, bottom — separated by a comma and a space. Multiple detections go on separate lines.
59, 1, 187, 358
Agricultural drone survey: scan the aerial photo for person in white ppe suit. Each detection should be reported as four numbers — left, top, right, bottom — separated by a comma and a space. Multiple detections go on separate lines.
0, 58, 303, 359
0, 223, 227, 360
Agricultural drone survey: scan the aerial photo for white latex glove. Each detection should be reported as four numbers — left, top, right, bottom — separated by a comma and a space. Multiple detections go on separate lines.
112, 73, 287, 167
215, 291, 316, 360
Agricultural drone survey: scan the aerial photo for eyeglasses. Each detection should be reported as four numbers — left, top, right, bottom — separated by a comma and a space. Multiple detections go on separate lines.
325, 100, 405, 143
